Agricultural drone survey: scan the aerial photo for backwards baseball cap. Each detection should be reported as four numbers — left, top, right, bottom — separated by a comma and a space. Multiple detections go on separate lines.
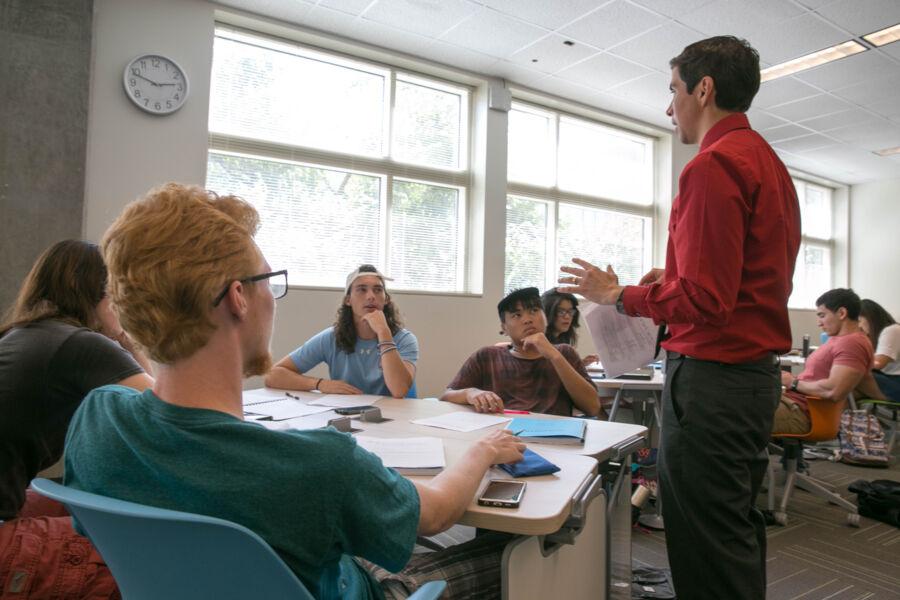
497, 287, 541, 319
345, 264, 392, 293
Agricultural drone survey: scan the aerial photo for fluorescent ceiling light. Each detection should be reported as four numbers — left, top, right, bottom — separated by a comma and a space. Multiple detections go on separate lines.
863, 23, 900, 47
873, 146, 900, 157
760, 40, 866, 82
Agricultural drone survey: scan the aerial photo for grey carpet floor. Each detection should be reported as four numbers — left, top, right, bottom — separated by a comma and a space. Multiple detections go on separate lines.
634, 450, 900, 599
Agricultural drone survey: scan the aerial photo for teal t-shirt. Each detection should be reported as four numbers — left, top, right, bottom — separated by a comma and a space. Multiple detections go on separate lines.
290, 327, 418, 397
64, 386, 420, 600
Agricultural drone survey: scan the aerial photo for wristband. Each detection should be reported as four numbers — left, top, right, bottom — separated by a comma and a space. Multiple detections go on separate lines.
615, 288, 626, 315
315, 378, 323, 391
789, 378, 799, 392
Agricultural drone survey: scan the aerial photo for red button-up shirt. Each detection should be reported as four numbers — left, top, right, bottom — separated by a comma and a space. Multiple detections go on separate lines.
623, 113, 801, 363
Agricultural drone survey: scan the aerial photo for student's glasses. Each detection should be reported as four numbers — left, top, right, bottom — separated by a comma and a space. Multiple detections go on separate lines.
557, 308, 577, 317
212, 269, 289, 306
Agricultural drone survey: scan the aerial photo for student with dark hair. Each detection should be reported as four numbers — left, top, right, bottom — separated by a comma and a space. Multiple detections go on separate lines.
266, 264, 418, 398
541, 288, 599, 366
0, 240, 153, 598
441, 288, 600, 417
775, 289, 881, 433
559, 36, 801, 600
859, 298, 900, 401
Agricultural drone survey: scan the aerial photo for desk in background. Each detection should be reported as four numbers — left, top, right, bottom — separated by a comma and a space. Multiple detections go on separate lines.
244, 389, 647, 600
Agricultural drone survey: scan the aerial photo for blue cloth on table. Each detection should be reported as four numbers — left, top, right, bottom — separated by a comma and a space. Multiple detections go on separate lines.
498, 448, 560, 478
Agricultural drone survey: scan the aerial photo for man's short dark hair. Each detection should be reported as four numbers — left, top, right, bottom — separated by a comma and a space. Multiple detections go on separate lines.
498, 287, 542, 321
670, 35, 760, 112
816, 288, 861, 320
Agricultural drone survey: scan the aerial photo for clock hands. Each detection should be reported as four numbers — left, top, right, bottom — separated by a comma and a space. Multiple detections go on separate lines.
134, 73, 161, 87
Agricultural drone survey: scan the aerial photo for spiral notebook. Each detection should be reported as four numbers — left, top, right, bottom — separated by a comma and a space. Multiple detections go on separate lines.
242, 390, 332, 420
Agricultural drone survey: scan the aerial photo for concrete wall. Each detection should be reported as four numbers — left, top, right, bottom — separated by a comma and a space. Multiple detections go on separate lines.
0, 0, 93, 311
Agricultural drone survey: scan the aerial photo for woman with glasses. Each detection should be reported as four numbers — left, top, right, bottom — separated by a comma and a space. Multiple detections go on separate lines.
859, 298, 900, 402
541, 288, 599, 366
0, 239, 154, 598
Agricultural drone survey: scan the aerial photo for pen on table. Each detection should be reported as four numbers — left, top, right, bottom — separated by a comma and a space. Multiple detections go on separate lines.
503, 409, 529, 415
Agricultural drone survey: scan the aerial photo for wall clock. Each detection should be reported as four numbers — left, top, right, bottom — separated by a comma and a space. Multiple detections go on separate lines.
123, 54, 189, 115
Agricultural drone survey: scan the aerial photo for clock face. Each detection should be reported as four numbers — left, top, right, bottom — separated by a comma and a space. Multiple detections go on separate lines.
123, 54, 189, 115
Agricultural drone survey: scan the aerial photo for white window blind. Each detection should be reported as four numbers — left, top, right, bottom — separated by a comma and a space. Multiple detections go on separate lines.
789, 178, 834, 308
505, 101, 655, 292
206, 27, 471, 293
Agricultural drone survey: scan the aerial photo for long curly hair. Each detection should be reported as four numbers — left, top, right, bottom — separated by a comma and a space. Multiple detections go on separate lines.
541, 288, 581, 346
333, 294, 403, 354
860, 299, 897, 351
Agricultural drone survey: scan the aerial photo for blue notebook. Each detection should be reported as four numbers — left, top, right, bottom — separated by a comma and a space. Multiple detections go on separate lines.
499, 448, 560, 478
507, 417, 587, 445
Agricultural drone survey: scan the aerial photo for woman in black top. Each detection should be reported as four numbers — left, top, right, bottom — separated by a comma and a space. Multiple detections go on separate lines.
0, 240, 153, 598
541, 288, 599, 366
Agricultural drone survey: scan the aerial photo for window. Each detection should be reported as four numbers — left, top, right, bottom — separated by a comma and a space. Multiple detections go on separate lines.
504, 102, 655, 292
206, 28, 470, 292
789, 179, 834, 308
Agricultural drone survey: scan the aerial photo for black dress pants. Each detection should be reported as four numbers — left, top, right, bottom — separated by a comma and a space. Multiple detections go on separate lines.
658, 353, 780, 600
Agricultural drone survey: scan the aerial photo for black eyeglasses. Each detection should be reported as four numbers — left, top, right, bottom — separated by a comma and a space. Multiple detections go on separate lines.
212, 269, 288, 307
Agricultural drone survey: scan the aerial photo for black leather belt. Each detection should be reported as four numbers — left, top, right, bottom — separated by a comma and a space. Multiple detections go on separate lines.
666, 350, 779, 367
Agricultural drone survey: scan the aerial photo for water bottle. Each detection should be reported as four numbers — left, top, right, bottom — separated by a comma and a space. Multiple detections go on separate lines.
802, 334, 810, 358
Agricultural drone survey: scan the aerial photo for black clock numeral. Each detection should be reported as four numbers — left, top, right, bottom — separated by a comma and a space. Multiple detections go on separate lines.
144, 99, 149, 106
154, 102, 161, 110
140, 60, 147, 69
131, 68, 140, 76
177, 84, 183, 92
134, 89, 141, 98
152, 58, 160, 68
129, 78, 136, 87
173, 73, 180, 80
166, 100, 172, 109
174, 93, 180, 100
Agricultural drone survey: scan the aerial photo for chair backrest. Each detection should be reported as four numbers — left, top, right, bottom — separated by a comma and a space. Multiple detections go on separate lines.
30, 478, 313, 600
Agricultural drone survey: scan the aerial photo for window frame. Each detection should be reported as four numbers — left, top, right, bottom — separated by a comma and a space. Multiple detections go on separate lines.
505, 100, 656, 291
789, 177, 836, 309
207, 25, 474, 294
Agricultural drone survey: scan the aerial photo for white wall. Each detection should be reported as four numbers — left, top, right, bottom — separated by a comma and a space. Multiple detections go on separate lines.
849, 178, 900, 319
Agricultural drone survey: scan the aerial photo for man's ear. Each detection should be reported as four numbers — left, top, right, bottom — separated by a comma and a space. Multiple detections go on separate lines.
224, 281, 249, 320
697, 75, 716, 107
837, 306, 848, 320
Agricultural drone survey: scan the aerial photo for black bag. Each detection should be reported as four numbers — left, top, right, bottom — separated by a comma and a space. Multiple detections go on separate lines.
847, 479, 900, 527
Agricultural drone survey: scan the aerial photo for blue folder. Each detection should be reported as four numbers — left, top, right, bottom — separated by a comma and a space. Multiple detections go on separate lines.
499, 448, 561, 478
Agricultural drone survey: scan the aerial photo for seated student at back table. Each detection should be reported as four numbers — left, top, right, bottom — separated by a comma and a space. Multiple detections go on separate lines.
859, 298, 900, 402
0, 239, 153, 598
541, 287, 599, 366
441, 287, 601, 417
774, 288, 883, 434
64, 183, 525, 600
266, 264, 418, 398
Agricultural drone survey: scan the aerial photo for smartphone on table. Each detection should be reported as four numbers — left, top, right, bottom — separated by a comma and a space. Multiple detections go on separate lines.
477, 479, 526, 508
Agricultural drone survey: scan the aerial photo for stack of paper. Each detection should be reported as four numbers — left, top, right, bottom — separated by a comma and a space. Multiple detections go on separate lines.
507, 417, 587, 445
410, 412, 510, 433
308, 394, 383, 408
355, 436, 446, 475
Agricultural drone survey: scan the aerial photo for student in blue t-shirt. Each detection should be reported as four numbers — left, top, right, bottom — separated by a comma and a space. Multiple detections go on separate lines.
266, 265, 418, 398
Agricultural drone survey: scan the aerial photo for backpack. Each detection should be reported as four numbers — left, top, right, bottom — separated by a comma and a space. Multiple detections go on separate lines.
847, 480, 900, 527
838, 409, 889, 466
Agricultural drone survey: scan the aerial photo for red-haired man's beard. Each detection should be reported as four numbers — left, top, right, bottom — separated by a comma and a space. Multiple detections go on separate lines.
244, 352, 273, 378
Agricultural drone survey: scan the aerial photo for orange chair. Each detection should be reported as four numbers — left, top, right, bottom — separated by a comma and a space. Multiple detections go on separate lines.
767, 396, 860, 526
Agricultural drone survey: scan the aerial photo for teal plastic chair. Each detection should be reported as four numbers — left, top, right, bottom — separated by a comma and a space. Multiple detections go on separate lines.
31, 478, 446, 600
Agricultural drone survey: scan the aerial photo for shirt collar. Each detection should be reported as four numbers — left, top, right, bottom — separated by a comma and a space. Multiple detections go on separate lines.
700, 112, 751, 151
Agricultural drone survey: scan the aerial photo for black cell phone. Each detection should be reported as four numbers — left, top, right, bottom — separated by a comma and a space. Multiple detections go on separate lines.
477, 479, 526, 508
333, 405, 376, 415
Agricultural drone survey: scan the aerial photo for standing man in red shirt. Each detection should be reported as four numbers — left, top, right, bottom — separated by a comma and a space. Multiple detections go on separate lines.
560, 36, 801, 600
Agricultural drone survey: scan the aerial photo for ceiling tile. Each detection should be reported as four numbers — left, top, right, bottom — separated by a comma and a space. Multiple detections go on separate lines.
556, 52, 653, 90
767, 93, 853, 121
440, 8, 549, 58
540, 77, 606, 106
762, 123, 816, 142
678, 0, 805, 43
217, 0, 315, 23
320, 0, 371, 15
482, 0, 605, 30
299, 5, 358, 36
363, 0, 480, 38
753, 77, 820, 109
630, 0, 716, 19
751, 14, 856, 65
418, 41, 499, 73
827, 121, 900, 148
798, 109, 882, 132
608, 22, 703, 71
606, 72, 671, 111
594, 91, 669, 127
347, 17, 434, 55
772, 133, 838, 153
796, 50, 899, 90
490, 60, 548, 88
867, 98, 900, 120
831, 74, 900, 105
746, 109, 789, 131
559, 0, 665, 51
881, 43, 900, 62
816, 0, 900, 37
794, 0, 834, 8
508, 34, 598, 74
